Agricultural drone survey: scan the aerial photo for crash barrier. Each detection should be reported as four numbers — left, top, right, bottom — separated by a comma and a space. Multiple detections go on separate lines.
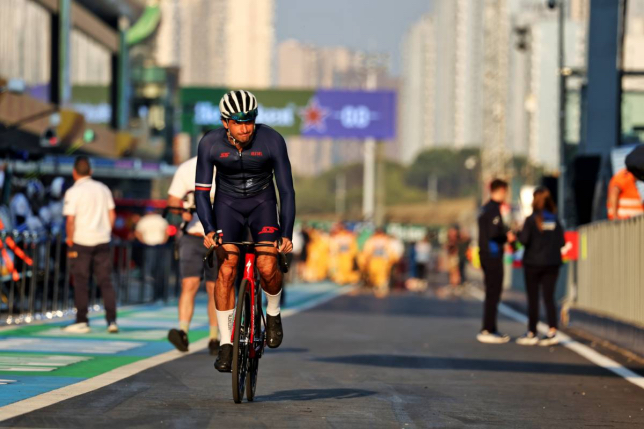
0, 232, 180, 325
574, 215, 644, 326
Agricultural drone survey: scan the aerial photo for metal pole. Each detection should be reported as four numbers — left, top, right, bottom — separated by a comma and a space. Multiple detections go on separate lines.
27, 235, 38, 318
557, 0, 566, 222
52, 234, 62, 312
42, 235, 52, 314
362, 67, 377, 222
58, 0, 71, 107
335, 172, 346, 217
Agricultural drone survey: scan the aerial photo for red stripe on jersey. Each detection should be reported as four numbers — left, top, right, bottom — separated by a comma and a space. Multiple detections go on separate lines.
195, 186, 211, 191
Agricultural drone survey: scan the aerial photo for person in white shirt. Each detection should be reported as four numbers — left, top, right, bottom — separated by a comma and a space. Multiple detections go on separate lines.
62, 156, 118, 334
166, 156, 219, 355
135, 211, 170, 300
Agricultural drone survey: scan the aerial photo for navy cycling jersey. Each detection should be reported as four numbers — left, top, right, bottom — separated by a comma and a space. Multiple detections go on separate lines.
195, 124, 296, 239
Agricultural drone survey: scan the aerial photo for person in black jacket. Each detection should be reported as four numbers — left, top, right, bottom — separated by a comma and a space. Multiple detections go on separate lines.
516, 187, 565, 346
477, 179, 516, 344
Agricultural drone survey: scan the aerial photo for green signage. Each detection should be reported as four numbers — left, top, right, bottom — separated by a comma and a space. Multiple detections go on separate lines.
180, 87, 314, 137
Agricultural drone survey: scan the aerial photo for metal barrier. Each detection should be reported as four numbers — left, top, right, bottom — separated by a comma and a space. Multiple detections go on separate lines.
575, 215, 644, 326
0, 232, 180, 326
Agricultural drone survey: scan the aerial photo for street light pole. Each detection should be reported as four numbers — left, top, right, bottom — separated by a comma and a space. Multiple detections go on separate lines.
362, 66, 377, 223
556, 0, 566, 222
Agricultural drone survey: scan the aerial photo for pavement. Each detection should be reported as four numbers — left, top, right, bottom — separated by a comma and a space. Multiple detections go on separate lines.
1, 283, 644, 428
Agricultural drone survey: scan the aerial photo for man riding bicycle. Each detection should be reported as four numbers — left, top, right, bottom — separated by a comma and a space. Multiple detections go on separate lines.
195, 90, 295, 372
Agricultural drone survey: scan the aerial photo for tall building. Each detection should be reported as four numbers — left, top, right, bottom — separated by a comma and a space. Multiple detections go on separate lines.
154, 0, 273, 88
400, 15, 435, 164
399, 0, 484, 165
434, 0, 484, 149
276, 40, 393, 176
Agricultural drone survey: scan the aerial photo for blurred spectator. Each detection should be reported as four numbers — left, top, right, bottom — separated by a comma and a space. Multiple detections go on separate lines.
361, 227, 397, 297
298, 223, 311, 280
414, 235, 432, 282
607, 168, 644, 220
445, 226, 461, 287
328, 222, 359, 285
62, 156, 118, 334
135, 210, 170, 300
165, 155, 219, 355
389, 232, 406, 290
516, 187, 565, 347
303, 226, 330, 282
457, 230, 471, 285
135, 210, 169, 246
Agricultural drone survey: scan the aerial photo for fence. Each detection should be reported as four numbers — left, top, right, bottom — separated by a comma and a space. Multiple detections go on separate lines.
574, 215, 644, 327
0, 232, 180, 325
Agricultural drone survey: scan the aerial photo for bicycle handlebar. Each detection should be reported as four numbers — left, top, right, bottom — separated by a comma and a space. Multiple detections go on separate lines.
203, 240, 289, 274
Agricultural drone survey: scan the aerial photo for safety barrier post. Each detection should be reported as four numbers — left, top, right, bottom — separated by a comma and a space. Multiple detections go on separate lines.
52, 234, 62, 312
18, 232, 28, 319
63, 242, 71, 311
41, 234, 52, 315
27, 233, 39, 318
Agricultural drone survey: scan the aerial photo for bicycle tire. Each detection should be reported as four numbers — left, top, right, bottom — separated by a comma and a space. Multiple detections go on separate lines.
232, 279, 250, 404
246, 290, 262, 401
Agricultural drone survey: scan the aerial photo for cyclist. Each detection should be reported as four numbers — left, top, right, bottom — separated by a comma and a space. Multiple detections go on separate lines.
195, 90, 295, 373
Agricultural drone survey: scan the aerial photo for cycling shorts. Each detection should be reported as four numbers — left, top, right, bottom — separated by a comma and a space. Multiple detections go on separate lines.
214, 187, 281, 243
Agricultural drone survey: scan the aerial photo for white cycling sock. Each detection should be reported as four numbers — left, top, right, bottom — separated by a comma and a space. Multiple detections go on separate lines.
265, 290, 282, 316
216, 309, 234, 346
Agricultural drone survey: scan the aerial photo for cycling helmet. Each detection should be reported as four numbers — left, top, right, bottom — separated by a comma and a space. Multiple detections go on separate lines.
219, 90, 258, 122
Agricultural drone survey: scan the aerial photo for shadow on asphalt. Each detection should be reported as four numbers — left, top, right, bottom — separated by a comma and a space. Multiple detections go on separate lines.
259, 388, 376, 402
268, 347, 309, 354
314, 354, 641, 378
308, 294, 482, 319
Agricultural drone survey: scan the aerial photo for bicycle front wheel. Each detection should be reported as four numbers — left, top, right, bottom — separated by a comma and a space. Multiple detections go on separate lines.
232, 279, 250, 404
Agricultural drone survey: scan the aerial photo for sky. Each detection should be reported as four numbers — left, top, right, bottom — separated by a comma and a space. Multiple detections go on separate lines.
275, 0, 433, 75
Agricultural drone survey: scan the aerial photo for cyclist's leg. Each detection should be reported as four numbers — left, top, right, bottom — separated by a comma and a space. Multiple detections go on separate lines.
249, 199, 282, 297
249, 199, 284, 348
213, 201, 245, 348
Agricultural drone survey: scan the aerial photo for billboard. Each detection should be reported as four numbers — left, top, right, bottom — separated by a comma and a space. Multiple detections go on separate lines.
180, 88, 396, 140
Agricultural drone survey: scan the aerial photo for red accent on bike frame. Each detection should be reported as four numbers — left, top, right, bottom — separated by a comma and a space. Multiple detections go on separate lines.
230, 252, 258, 355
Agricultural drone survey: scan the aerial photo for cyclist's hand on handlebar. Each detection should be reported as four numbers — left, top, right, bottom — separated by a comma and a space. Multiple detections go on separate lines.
276, 237, 293, 254
204, 231, 220, 248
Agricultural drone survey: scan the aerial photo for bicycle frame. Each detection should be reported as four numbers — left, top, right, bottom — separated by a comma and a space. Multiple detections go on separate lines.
242, 251, 263, 359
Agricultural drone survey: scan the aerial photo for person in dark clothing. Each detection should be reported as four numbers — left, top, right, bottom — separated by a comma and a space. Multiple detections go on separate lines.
477, 179, 515, 344
516, 187, 565, 347
457, 230, 471, 285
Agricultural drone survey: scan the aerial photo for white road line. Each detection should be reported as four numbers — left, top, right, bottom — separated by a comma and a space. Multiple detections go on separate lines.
0, 285, 355, 422
468, 286, 644, 390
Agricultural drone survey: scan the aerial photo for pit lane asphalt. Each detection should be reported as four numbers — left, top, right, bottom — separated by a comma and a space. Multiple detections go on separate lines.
3, 289, 644, 428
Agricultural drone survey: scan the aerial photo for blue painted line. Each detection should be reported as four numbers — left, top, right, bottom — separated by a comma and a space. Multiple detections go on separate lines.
0, 376, 85, 407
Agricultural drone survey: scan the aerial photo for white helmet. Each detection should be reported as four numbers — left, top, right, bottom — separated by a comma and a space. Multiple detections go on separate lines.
219, 90, 258, 122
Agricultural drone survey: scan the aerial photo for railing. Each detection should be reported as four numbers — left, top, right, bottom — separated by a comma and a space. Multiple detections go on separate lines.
574, 215, 644, 326
0, 232, 180, 325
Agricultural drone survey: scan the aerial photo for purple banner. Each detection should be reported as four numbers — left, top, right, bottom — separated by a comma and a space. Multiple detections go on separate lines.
299, 90, 396, 140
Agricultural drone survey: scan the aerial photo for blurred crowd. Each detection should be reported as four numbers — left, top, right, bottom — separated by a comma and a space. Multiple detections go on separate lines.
0, 166, 67, 235
289, 222, 474, 296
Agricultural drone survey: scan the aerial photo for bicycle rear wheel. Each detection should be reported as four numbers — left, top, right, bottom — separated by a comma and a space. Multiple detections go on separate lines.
232, 279, 250, 404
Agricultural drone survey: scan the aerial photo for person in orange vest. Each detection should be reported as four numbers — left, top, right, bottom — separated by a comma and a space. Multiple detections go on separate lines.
607, 168, 644, 220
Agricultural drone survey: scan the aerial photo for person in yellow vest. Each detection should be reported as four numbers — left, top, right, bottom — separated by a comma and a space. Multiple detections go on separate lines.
329, 223, 360, 285
361, 228, 397, 297
607, 168, 644, 220
304, 227, 331, 282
